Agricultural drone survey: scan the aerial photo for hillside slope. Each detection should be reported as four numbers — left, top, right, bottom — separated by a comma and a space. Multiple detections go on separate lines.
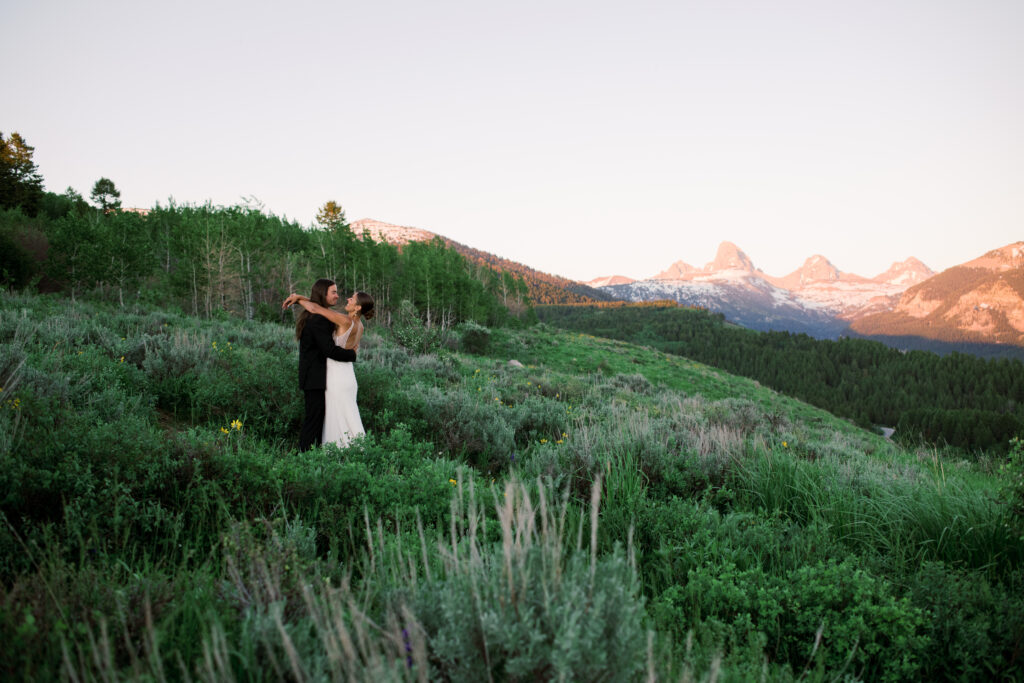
351, 218, 617, 304
536, 302, 1024, 452
851, 242, 1024, 346
2, 291, 1021, 681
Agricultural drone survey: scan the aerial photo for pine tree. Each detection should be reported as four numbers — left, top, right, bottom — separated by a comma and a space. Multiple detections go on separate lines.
0, 131, 45, 215
90, 177, 122, 212
315, 200, 347, 230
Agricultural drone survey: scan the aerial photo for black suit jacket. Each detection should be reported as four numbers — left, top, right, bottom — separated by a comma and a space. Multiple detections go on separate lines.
299, 314, 356, 390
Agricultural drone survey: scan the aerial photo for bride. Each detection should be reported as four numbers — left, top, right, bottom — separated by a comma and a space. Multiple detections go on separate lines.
286, 290, 375, 447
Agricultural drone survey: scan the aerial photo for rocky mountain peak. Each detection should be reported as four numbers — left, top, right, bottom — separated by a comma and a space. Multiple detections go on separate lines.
798, 255, 840, 284
707, 241, 755, 273
653, 260, 700, 280
349, 218, 437, 245
586, 275, 636, 287
872, 257, 934, 286
769, 254, 846, 291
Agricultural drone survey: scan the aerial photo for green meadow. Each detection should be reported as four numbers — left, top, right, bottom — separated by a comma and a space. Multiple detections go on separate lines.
1, 291, 1022, 681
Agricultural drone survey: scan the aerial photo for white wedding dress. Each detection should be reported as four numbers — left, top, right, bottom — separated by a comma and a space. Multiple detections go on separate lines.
322, 323, 365, 447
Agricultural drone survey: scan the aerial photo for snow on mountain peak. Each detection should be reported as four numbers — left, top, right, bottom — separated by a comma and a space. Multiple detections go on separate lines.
872, 257, 934, 286
799, 255, 840, 284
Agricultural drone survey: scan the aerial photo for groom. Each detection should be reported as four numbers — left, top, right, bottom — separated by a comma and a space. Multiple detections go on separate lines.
288, 279, 356, 451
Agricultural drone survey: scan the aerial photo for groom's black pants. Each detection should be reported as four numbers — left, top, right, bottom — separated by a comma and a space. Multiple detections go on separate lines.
299, 389, 326, 452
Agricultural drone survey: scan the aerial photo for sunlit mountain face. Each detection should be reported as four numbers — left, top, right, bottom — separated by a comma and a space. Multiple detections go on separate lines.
850, 242, 1024, 347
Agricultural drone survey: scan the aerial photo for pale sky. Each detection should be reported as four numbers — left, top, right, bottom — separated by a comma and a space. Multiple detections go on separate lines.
3, 0, 1021, 282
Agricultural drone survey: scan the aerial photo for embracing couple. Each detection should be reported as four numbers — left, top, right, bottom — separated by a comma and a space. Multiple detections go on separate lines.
282, 279, 375, 451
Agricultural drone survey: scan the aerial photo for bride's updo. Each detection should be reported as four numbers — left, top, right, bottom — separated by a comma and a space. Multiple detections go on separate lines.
356, 291, 375, 320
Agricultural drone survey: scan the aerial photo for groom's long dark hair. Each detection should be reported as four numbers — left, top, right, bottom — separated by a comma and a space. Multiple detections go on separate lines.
295, 278, 335, 340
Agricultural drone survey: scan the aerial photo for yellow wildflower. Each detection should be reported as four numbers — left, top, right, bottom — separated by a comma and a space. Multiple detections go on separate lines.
220, 427, 229, 434
540, 439, 548, 444
449, 478, 457, 486
782, 441, 788, 448
119, 356, 125, 363
231, 419, 243, 430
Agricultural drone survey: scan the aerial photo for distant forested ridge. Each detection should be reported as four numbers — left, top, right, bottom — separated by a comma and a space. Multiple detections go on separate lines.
443, 239, 618, 304
849, 332, 1024, 361
538, 302, 1024, 453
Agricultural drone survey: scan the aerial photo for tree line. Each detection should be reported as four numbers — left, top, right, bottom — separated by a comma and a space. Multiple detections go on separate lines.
1, 130, 529, 328
538, 303, 1024, 453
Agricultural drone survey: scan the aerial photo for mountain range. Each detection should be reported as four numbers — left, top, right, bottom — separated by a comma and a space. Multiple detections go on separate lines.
592, 241, 1024, 354
351, 217, 1024, 354
586, 242, 937, 337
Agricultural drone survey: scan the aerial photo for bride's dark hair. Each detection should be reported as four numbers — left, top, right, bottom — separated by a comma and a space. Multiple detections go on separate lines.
295, 278, 335, 340
356, 291, 375, 320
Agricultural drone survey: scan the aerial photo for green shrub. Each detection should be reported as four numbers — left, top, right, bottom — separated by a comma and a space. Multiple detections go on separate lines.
355, 364, 430, 437
607, 372, 654, 394
653, 557, 928, 681
909, 562, 1024, 681
391, 299, 449, 354
458, 320, 491, 355
188, 346, 299, 440
509, 394, 567, 447
0, 228, 35, 289
420, 387, 515, 471
407, 352, 460, 384
1000, 436, 1024, 541
408, 480, 648, 681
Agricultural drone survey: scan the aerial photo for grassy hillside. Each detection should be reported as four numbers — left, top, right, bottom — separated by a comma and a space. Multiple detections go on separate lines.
1, 291, 1022, 681
537, 303, 1024, 453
